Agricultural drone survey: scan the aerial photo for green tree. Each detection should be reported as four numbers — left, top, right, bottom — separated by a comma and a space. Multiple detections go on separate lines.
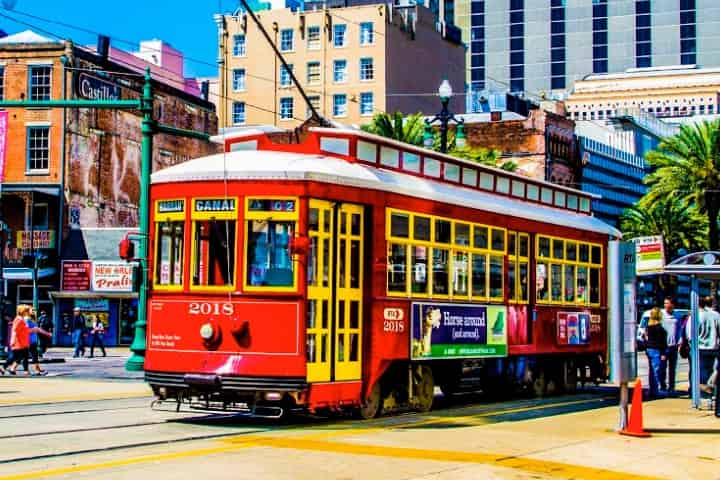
360, 112, 425, 146
644, 120, 720, 250
449, 146, 517, 172
620, 197, 708, 262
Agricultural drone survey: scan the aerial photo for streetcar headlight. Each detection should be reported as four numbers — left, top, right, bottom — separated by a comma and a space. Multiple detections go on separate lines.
200, 323, 214, 340
264, 392, 282, 401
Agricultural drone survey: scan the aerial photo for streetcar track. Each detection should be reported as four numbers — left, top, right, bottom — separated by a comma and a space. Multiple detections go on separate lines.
0, 404, 147, 420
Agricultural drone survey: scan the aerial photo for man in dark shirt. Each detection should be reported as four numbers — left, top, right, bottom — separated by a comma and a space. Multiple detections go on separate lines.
71, 307, 87, 358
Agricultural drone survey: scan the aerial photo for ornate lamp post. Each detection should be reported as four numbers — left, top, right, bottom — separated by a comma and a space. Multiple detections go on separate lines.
424, 79, 466, 153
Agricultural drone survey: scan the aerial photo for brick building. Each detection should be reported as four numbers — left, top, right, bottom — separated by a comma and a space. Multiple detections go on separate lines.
0, 31, 218, 346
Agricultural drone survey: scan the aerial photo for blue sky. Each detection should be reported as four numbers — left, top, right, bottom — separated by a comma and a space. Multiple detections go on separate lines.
0, 0, 238, 77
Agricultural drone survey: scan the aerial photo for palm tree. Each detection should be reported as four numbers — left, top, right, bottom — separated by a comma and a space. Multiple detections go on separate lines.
620, 197, 708, 262
449, 146, 517, 172
644, 120, 720, 250
360, 112, 425, 146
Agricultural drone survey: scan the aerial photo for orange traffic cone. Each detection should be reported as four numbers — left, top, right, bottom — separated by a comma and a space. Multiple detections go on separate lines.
619, 377, 651, 437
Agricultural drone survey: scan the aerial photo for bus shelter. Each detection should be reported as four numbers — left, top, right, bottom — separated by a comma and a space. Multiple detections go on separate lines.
663, 251, 720, 412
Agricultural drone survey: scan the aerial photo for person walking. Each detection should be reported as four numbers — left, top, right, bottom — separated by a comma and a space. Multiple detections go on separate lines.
0, 305, 32, 375
660, 297, 682, 395
684, 296, 720, 398
36, 310, 52, 357
71, 307, 87, 358
89, 316, 106, 358
644, 307, 668, 399
25, 307, 50, 376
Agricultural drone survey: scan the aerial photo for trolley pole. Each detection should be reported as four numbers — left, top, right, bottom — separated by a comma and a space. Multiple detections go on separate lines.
125, 69, 153, 372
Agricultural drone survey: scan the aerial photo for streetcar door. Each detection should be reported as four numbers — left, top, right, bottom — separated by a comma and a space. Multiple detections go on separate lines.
334, 204, 364, 381
306, 200, 333, 383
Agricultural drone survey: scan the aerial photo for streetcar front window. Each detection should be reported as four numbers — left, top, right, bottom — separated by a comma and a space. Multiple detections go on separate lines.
155, 221, 184, 286
192, 219, 236, 287
246, 220, 294, 287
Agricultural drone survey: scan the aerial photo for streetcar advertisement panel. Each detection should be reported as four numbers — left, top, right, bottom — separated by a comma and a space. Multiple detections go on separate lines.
410, 302, 507, 359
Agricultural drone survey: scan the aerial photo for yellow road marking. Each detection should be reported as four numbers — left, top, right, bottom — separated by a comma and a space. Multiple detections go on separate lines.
0, 392, 151, 406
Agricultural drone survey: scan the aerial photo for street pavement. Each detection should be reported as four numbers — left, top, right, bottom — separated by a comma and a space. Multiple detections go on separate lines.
0, 349, 716, 480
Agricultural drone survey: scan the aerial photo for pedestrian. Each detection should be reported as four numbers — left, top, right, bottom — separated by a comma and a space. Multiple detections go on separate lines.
25, 307, 50, 376
37, 310, 52, 357
660, 297, 682, 395
644, 307, 668, 399
0, 305, 32, 375
684, 296, 720, 399
89, 315, 106, 358
71, 307, 87, 358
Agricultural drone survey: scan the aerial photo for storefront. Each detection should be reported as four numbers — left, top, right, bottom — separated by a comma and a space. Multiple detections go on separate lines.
50, 260, 137, 346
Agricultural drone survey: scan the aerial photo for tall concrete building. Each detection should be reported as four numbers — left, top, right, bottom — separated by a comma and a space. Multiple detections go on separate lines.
455, 0, 719, 109
215, 3, 465, 128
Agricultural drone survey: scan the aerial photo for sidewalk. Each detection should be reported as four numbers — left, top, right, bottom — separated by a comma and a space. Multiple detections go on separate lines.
13, 346, 145, 381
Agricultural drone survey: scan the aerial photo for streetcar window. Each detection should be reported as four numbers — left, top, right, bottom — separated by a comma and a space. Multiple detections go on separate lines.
550, 264, 562, 302
564, 265, 575, 302
536, 262, 548, 301
579, 243, 590, 262
380, 147, 400, 168
472, 254, 487, 298
435, 219, 451, 243
390, 213, 410, 238
537, 236, 602, 306
489, 255, 504, 299
553, 239, 564, 259
577, 266, 588, 304
496, 177, 510, 194
155, 221, 184, 286
432, 248, 449, 295
508, 231, 529, 303
473, 226, 488, 249
413, 216, 431, 241
479, 173, 494, 190
508, 261, 516, 301
453, 250, 469, 296
423, 158, 441, 177
387, 243, 407, 292
403, 152, 421, 172
591, 245, 602, 265
589, 268, 600, 304
519, 235, 529, 258
519, 262, 529, 302
554, 191, 566, 208
462, 167, 477, 186
526, 184, 539, 201
444, 163, 460, 182
566, 241, 577, 261
411, 246, 428, 294
193, 220, 236, 287
246, 220, 294, 287
538, 237, 550, 258
454, 223, 470, 246
491, 228, 505, 251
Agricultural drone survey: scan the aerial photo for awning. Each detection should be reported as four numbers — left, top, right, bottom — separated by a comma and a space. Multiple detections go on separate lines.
0, 184, 62, 196
1, 267, 57, 280
49, 290, 138, 300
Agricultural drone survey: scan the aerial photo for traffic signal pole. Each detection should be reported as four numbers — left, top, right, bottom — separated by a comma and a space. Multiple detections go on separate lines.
0, 67, 210, 372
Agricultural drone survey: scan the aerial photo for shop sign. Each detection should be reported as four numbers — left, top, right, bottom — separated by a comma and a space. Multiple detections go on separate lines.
157, 199, 184, 214
61, 261, 92, 291
410, 302, 507, 359
556, 312, 591, 345
633, 235, 664, 275
75, 298, 110, 311
0, 111, 7, 184
17, 230, 56, 249
92, 261, 133, 292
194, 198, 236, 213
77, 72, 121, 101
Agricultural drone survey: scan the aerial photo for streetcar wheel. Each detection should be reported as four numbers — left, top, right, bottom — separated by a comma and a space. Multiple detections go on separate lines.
414, 365, 435, 412
358, 381, 382, 419
532, 369, 547, 397
563, 361, 578, 393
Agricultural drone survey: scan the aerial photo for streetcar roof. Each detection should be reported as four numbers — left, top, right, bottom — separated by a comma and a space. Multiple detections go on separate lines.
152, 150, 619, 237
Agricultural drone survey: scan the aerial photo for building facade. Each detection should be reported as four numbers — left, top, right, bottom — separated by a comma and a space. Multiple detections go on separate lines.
0, 32, 218, 347
455, 0, 719, 108
215, 2, 465, 128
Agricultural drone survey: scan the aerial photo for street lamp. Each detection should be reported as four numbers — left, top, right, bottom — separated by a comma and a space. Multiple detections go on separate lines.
424, 79, 466, 153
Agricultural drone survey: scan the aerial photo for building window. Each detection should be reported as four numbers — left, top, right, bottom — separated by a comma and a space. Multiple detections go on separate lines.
333, 24, 347, 47
27, 126, 50, 172
307, 26, 321, 50
307, 95, 320, 118
360, 58, 374, 81
333, 94, 347, 117
280, 64, 293, 87
28, 65, 51, 101
232, 68, 246, 92
680, 0, 696, 65
592, 0, 608, 73
508, 0, 524, 92
635, 0, 652, 68
469, 0, 486, 94
360, 22, 374, 45
0, 65, 4, 100
550, 0, 566, 90
233, 34, 246, 57
360, 92, 373, 116
307, 61, 320, 84
232, 101, 245, 125
280, 29, 294, 52
32, 203, 49, 229
280, 97, 294, 120
333, 59, 347, 83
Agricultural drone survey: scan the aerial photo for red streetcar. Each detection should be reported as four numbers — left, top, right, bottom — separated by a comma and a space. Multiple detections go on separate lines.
144, 127, 620, 418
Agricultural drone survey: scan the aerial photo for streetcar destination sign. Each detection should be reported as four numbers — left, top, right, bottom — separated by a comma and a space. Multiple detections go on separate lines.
194, 198, 236, 212
158, 199, 184, 213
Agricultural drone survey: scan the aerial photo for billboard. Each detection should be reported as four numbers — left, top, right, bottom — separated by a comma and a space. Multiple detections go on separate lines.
556, 312, 591, 345
633, 235, 665, 275
410, 302, 507, 359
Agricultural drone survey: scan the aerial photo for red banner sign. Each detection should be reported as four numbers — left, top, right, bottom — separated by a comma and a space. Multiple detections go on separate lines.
0, 111, 7, 184
61, 261, 92, 291
92, 262, 134, 292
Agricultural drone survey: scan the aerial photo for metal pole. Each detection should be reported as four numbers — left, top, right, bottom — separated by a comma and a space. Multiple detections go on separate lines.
439, 98, 449, 154
690, 275, 700, 408
125, 68, 153, 372
618, 382, 629, 430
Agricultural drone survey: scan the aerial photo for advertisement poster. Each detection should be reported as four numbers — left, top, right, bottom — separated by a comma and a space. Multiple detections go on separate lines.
61, 261, 92, 291
556, 312, 591, 345
0, 111, 7, 184
633, 235, 665, 275
411, 302, 507, 359
17, 230, 56, 249
92, 262, 134, 292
